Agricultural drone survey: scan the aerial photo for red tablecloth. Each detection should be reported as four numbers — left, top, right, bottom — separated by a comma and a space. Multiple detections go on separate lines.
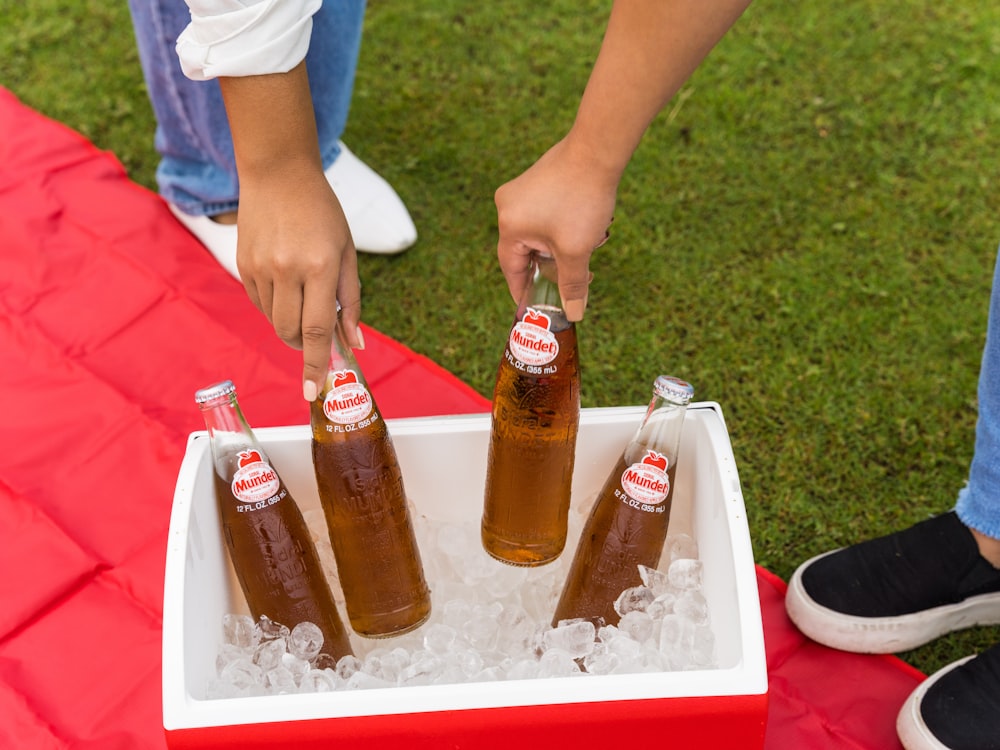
0, 88, 924, 749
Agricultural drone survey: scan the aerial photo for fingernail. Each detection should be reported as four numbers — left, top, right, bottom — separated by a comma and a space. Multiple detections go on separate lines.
563, 298, 587, 322
355, 326, 366, 351
303, 380, 318, 402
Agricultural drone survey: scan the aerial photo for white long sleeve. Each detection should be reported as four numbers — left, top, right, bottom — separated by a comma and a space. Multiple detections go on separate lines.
176, 0, 322, 81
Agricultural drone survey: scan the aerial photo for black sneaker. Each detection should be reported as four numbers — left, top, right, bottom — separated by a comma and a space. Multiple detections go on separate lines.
896, 642, 1000, 750
785, 512, 1000, 653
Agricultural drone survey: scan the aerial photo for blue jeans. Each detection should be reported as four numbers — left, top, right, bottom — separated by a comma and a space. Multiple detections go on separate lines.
127, 0, 365, 217
956, 247, 1000, 540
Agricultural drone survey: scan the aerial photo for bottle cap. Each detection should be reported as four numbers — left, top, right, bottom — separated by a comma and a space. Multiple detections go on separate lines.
194, 380, 236, 404
653, 375, 694, 405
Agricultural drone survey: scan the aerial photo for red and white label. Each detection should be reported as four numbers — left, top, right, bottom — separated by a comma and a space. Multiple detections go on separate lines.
231, 449, 281, 504
509, 307, 559, 366
620, 450, 671, 506
323, 369, 373, 425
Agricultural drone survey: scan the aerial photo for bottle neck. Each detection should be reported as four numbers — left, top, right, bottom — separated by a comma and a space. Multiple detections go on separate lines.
516, 254, 571, 332
629, 396, 690, 464
199, 394, 252, 440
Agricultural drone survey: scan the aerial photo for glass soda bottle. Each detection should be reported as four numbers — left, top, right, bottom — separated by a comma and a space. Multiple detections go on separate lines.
482, 252, 581, 566
195, 380, 353, 660
309, 319, 431, 638
552, 375, 694, 626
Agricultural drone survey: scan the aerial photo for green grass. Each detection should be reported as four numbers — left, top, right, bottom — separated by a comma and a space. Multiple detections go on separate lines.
4, 0, 1000, 676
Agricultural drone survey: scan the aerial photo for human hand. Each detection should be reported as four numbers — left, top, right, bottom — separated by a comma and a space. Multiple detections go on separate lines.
234, 162, 363, 402
495, 137, 616, 321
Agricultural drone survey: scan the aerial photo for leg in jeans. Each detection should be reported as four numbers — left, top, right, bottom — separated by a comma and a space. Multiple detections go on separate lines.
956, 246, 1000, 543
126, 0, 364, 218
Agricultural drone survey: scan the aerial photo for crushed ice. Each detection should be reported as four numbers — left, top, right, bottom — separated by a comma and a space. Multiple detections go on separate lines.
205, 504, 717, 698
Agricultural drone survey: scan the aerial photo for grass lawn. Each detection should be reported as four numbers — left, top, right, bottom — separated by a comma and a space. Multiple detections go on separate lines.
3, 0, 1000, 676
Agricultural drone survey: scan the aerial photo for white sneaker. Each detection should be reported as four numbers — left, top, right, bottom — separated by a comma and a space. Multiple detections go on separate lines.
169, 141, 417, 280
325, 141, 417, 255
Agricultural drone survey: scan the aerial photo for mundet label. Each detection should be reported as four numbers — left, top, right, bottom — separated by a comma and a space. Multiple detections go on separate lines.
323, 369, 374, 425
231, 449, 281, 504
508, 307, 559, 366
620, 450, 671, 506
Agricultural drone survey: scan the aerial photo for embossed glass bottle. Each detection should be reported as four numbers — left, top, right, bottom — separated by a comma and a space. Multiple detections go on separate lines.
310, 320, 431, 638
482, 252, 581, 566
195, 380, 353, 660
552, 375, 694, 626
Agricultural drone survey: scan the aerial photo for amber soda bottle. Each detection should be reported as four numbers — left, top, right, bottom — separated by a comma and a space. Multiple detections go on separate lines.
195, 380, 353, 660
310, 320, 431, 638
482, 252, 581, 566
552, 375, 694, 626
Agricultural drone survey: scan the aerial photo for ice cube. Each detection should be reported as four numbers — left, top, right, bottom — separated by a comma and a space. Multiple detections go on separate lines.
542, 620, 596, 659
255, 615, 290, 643
299, 669, 338, 693
399, 653, 444, 686
281, 652, 311, 684
674, 590, 709, 625
637, 565, 671, 596
265, 665, 297, 694
346, 671, 394, 690
667, 558, 703, 590
464, 613, 499, 651
288, 621, 324, 662
222, 613, 258, 649
423, 623, 458, 655
618, 610, 655, 644
335, 654, 362, 681
538, 648, 582, 678
252, 638, 286, 672
645, 591, 677, 620
614, 585, 655, 616
219, 657, 263, 692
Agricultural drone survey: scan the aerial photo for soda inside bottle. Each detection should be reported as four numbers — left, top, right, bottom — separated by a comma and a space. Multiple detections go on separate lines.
310, 320, 432, 638
195, 380, 353, 661
552, 375, 694, 627
482, 253, 581, 566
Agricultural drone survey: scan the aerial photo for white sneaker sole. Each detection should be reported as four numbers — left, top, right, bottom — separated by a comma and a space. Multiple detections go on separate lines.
896, 654, 975, 750
785, 550, 1000, 654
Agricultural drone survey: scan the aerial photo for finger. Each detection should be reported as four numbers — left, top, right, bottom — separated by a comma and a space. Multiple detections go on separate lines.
497, 238, 537, 303
335, 245, 363, 350
243, 274, 264, 316
558, 223, 608, 321
255, 278, 276, 326
299, 273, 340, 402
239, 247, 271, 321
269, 279, 305, 351
557, 259, 594, 322
299, 302, 335, 403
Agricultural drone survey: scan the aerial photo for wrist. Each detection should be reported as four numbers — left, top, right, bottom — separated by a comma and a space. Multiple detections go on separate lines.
559, 128, 629, 189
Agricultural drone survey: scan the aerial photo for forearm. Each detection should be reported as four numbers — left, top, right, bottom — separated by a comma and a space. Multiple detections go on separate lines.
566, 0, 752, 181
218, 62, 323, 187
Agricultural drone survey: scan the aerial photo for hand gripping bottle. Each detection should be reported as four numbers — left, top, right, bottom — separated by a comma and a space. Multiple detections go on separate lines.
552, 375, 694, 626
195, 380, 353, 660
482, 252, 582, 566
310, 319, 431, 638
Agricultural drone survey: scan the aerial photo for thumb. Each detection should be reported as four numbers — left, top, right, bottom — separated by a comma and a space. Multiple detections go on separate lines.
558, 263, 594, 322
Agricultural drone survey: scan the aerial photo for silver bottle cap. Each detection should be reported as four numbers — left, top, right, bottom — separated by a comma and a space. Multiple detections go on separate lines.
653, 375, 694, 405
194, 380, 236, 404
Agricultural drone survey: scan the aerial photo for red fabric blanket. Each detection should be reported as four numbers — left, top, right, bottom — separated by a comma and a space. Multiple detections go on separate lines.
0, 88, 924, 749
